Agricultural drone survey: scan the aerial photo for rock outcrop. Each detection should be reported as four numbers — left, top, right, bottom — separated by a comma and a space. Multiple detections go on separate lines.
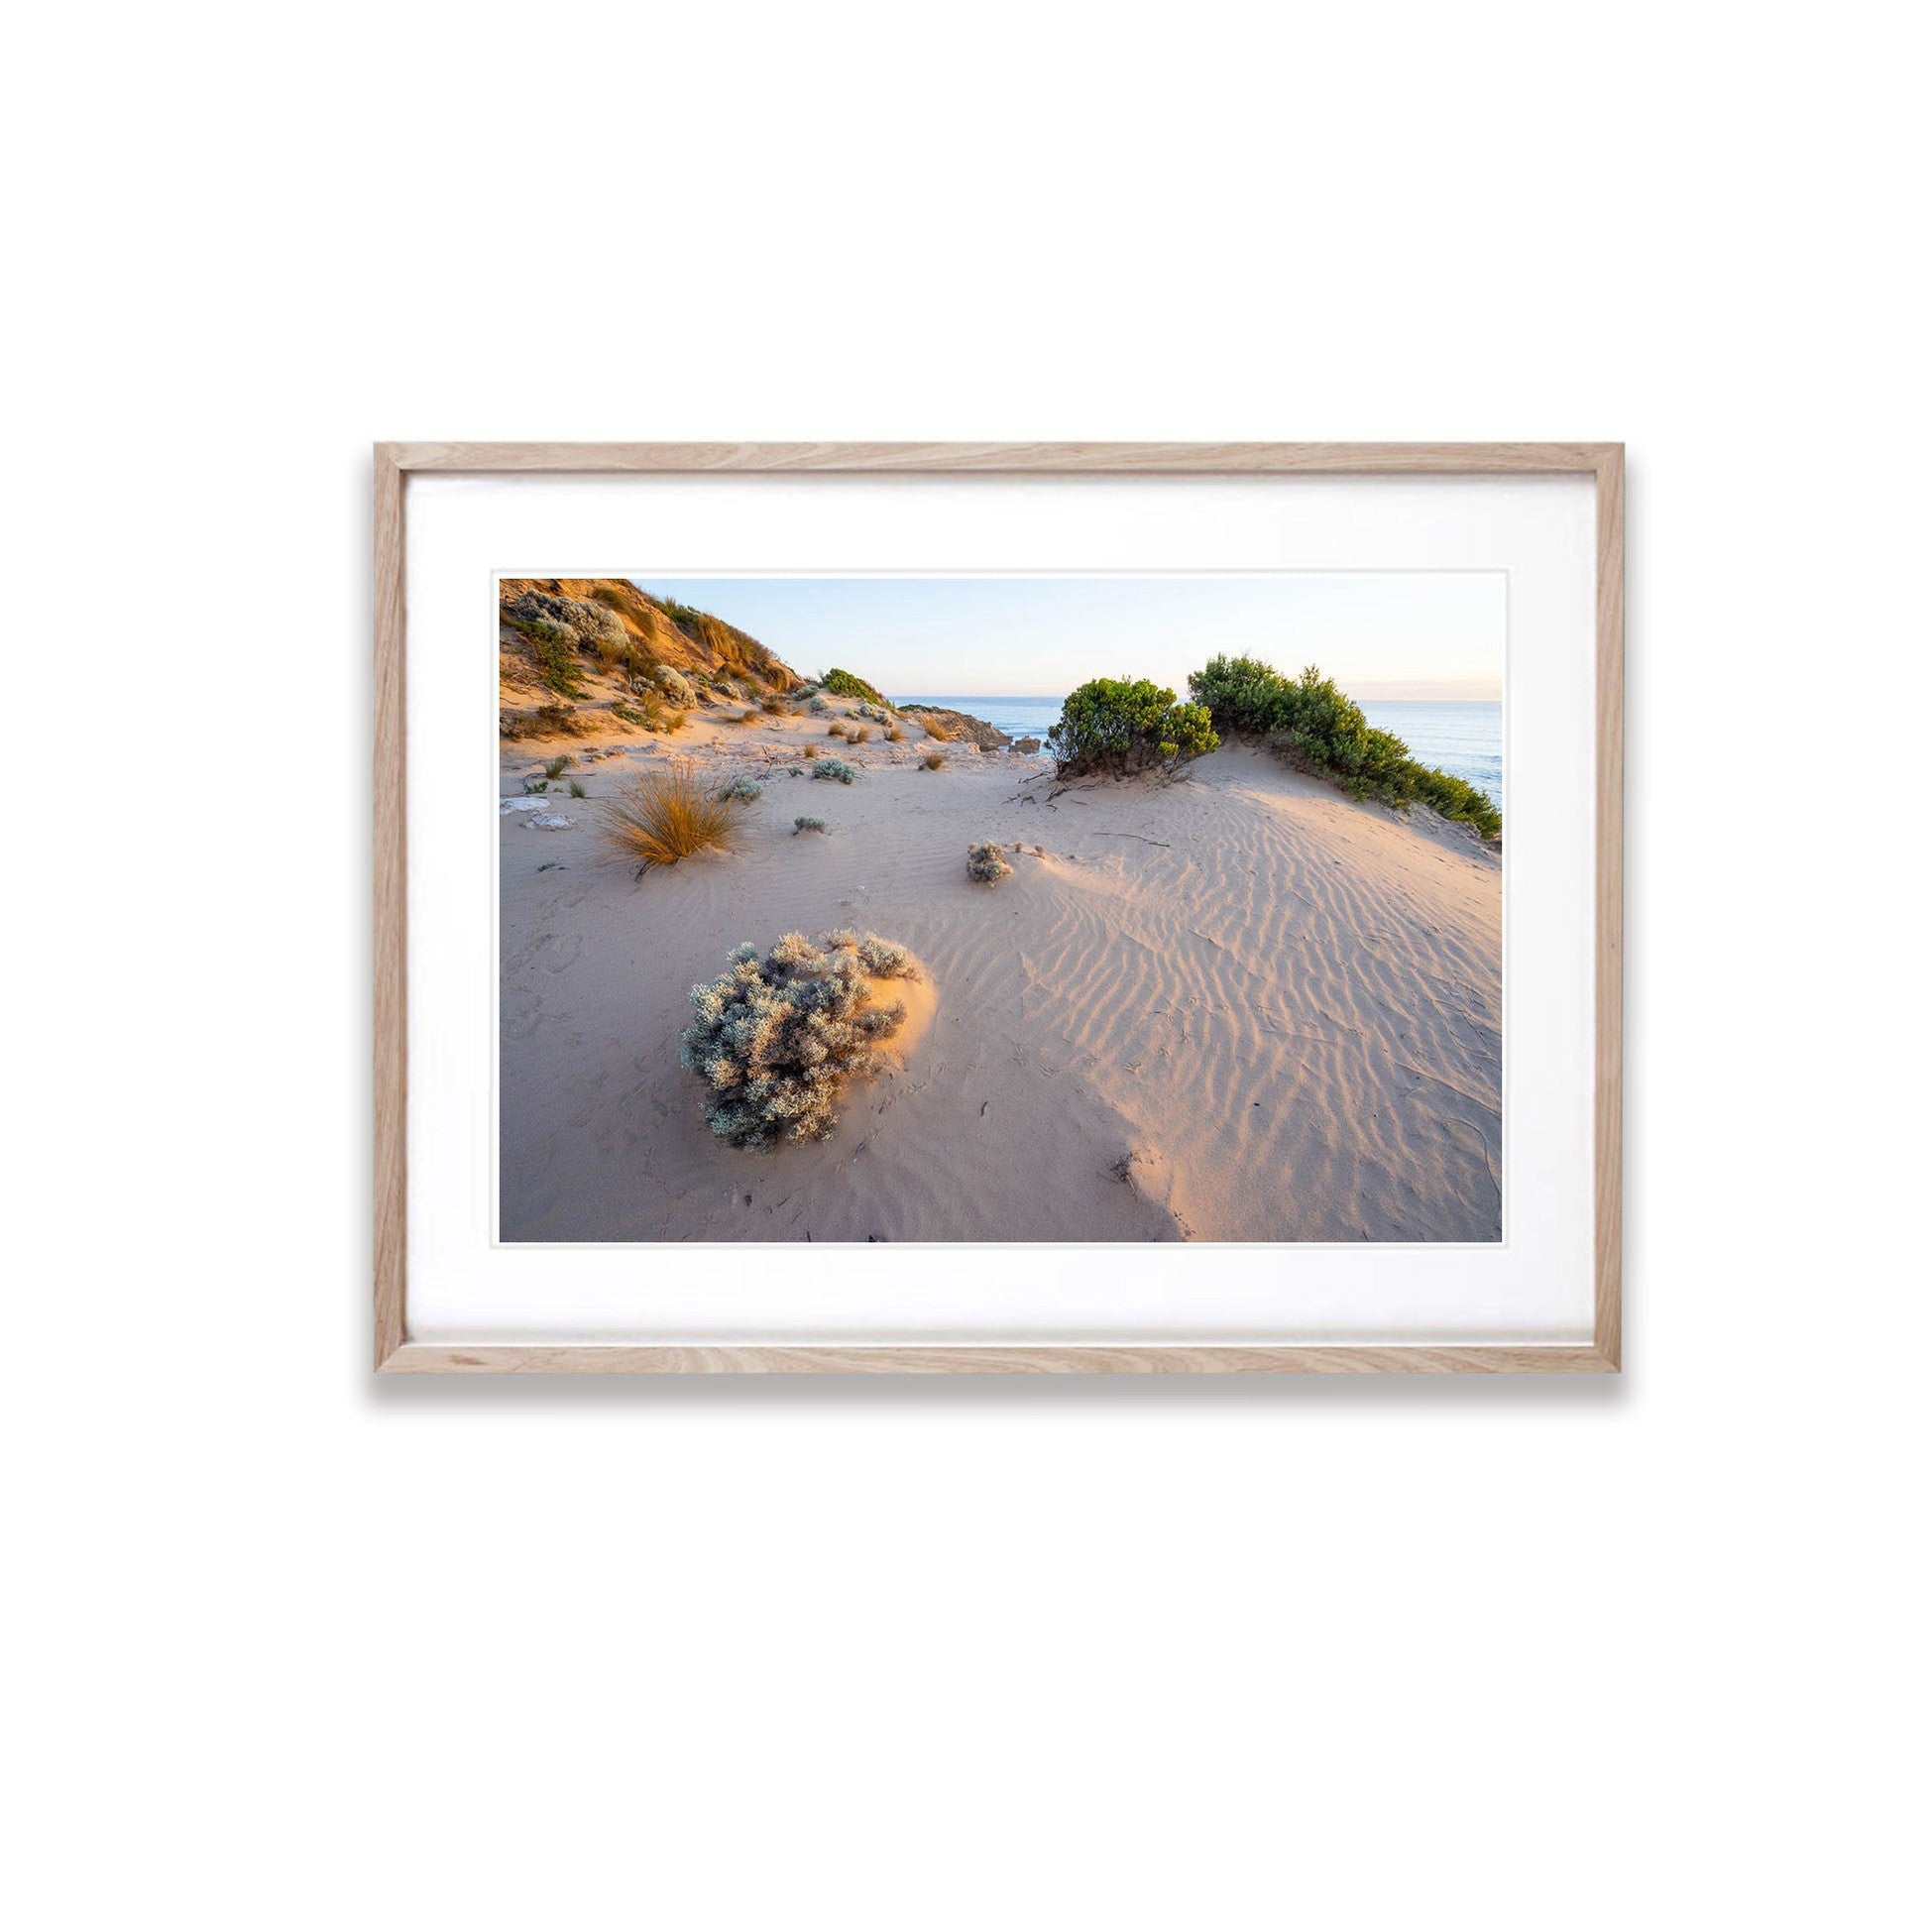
900, 705, 1011, 751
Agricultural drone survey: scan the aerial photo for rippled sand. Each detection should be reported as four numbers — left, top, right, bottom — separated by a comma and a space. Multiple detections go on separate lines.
500, 708, 1500, 1243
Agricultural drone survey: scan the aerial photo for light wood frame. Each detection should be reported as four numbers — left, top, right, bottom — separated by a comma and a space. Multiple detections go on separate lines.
375, 442, 1624, 1374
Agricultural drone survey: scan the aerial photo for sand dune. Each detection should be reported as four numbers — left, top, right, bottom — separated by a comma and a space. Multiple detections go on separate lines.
500, 705, 1501, 1243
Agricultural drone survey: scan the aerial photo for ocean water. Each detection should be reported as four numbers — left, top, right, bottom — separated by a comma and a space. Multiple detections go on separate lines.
893, 695, 1066, 748
896, 694, 1503, 811
1360, 701, 1504, 812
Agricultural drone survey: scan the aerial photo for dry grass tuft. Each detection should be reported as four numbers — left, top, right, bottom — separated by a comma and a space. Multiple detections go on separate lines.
885, 725, 905, 741
599, 759, 739, 874
921, 748, 947, 770
803, 741, 820, 758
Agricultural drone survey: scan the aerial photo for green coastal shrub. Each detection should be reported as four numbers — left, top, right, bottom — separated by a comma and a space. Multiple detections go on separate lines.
516, 627, 587, 699
966, 840, 1013, 885
1188, 656, 1501, 839
814, 757, 857, 784
822, 667, 888, 706
1047, 677, 1218, 777
679, 930, 918, 1148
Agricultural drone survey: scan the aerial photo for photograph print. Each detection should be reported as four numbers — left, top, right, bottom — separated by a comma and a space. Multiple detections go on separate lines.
499, 573, 1503, 1245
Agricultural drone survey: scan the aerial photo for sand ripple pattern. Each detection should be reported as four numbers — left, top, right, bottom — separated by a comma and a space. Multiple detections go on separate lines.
499, 734, 1500, 1243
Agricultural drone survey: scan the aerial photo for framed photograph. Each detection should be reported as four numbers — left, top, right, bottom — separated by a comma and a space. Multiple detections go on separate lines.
376, 442, 1622, 1372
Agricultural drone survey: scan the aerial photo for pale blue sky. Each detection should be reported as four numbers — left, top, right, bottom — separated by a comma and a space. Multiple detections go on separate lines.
633, 574, 1504, 702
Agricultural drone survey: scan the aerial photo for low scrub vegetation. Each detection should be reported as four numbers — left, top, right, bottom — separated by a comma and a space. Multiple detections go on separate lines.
1189, 655, 1501, 838
645, 592, 788, 686
720, 776, 764, 801
821, 667, 888, 706
505, 589, 632, 699
806, 694, 830, 713
653, 665, 697, 708
542, 754, 574, 780
848, 726, 871, 743
515, 630, 587, 699
793, 815, 827, 835
966, 840, 1013, 885
885, 725, 905, 741
599, 759, 739, 875
1047, 677, 1218, 777
609, 696, 684, 734
921, 748, 947, 770
813, 757, 857, 784
802, 742, 820, 759
679, 930, 917, 1148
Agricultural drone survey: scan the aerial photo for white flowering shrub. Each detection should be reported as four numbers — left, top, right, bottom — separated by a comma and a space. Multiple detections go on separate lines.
813, 756, 857, 783
679, 930, 918, 1148
966, 840, 1013, 885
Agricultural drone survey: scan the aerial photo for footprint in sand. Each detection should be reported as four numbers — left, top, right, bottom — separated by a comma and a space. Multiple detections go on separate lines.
539, 932, 585, 974
1109, 1144, 1194, 1240
503, 987, 543, 1040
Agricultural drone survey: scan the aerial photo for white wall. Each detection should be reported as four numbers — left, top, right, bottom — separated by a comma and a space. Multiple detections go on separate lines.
7, 6, 1923, 1928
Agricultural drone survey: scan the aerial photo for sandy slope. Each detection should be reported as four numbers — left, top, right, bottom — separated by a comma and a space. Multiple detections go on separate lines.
500, 705, 1501, 1243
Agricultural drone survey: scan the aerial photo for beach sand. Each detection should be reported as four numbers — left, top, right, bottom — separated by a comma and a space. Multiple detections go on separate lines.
500, 704, 1501, 1243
